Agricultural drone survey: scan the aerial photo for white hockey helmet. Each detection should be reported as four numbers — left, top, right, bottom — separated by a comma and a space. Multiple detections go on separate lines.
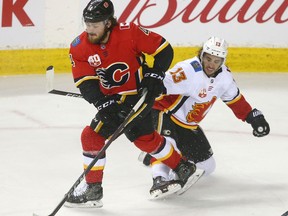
200, 36, 228, 62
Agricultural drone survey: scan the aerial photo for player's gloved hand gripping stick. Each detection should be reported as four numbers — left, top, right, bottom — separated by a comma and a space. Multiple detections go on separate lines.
33, 67, 148, 216
33, 90, 147, 216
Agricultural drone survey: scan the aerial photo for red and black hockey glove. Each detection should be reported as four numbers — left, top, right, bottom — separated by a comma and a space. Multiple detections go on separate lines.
140, 64, 165, 101
246, 108, 270, 137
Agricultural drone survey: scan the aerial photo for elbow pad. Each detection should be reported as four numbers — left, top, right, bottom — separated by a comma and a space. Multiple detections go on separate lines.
79, 80, 104, 104
153, 42, 174, 72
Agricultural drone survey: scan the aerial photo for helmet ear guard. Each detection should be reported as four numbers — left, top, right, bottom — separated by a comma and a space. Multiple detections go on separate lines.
83, 0, 114, 23
200, 36, 228, 65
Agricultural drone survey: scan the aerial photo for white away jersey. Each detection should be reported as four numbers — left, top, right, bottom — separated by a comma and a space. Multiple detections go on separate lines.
154, 56, 241, 129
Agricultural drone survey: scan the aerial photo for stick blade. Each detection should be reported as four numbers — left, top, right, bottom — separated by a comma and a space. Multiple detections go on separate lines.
33, 213, 50, 216
46, 65, 54, 92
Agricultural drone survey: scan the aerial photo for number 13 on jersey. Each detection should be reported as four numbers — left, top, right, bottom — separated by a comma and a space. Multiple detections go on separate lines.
170, 67, 187, 83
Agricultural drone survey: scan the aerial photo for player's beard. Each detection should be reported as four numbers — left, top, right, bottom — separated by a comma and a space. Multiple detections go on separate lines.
88, 27, 110, 44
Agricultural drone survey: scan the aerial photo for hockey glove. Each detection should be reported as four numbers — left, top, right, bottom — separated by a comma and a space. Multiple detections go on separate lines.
246, 108, 270, 137
140, 65, 165, 101
94, 95, 129, 128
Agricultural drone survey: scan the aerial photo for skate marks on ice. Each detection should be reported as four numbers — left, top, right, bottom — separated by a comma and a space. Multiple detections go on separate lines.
0, 73, 288, 216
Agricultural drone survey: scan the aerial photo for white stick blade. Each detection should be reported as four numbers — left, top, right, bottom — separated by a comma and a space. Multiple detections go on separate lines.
32, 213, 48, 216
46, 65, 54, 92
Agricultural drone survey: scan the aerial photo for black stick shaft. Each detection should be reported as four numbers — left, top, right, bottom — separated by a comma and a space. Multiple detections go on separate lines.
48, 89, 83, 98
44, 90, 147, 216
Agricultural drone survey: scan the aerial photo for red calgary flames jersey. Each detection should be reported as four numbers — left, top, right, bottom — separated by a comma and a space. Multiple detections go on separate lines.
69, 22, 168, 95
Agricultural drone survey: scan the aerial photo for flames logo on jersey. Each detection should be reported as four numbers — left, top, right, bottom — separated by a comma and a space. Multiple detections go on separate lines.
198, 88, 207, 98
96, 63, 130, 89
186, 97, 217, 123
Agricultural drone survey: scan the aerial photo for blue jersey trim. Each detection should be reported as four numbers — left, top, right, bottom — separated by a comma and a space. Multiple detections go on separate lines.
71, 36, 81, 47
190, 60, 202, 72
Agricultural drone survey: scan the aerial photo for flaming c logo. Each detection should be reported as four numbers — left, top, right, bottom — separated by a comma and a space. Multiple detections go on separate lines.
186, 97, 217, 123
96, 63, 130, 89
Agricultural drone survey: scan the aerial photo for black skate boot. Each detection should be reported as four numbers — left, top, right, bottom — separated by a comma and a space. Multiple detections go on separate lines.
173, 160, 204, 195
150, 176, 182, 199
65, 182, 103, 208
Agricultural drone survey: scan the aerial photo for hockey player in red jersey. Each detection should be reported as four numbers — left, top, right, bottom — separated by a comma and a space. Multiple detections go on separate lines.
139, 36, 270, 198
65, 0, 198, 208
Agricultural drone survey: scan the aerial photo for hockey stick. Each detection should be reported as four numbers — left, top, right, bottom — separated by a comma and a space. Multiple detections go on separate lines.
33, 90, 147, 216
46, 65, 83, 98
34, 66, 148, 216
49, 89, 83, 98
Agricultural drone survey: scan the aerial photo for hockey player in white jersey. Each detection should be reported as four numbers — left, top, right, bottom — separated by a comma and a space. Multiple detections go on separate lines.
139, 36, 270, 198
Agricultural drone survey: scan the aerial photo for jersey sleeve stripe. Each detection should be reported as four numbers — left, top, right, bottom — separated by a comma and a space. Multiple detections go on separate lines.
222, 88, 240, 104
151, 40, 170, 57
75, 76, 99, 87
166, 95, 189, 115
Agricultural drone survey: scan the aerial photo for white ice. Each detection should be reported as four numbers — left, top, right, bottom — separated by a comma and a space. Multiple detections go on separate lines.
0, 72, 287, 216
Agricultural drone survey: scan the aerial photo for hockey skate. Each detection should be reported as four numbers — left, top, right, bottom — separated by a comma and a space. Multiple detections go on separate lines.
150, 176, 182, 199
64, 182, 103, 208
174, 160, 204, 195
177, 168, 204, 195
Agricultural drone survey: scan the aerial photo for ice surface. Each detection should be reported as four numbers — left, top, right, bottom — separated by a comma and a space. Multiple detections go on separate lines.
0, 72, 287, 216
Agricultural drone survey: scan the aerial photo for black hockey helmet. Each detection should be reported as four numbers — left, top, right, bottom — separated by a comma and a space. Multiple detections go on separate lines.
83, 0, 114, 22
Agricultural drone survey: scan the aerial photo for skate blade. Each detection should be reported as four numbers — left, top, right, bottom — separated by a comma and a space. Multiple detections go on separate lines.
64, 200, 103, 208
177, 169, 205, 195
150, 183, 181, 200
32, 200, 103, 216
